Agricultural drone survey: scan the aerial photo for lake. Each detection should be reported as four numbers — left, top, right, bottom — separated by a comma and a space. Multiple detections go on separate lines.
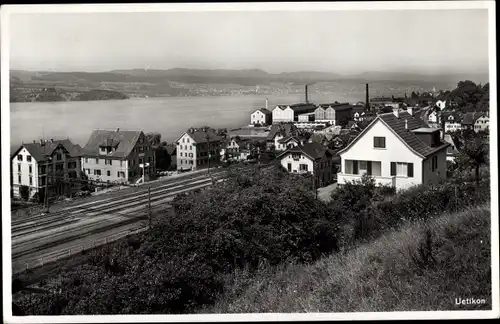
9, 93, 363, 150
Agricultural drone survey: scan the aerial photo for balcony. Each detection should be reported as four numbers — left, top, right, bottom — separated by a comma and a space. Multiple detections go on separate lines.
337, 173, 395, 187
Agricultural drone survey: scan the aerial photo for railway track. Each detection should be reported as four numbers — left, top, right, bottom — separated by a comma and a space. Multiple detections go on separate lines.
11, 172, 223, 228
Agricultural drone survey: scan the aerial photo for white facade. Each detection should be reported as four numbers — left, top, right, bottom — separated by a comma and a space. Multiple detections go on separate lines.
436, 100, 446, 110
177, 133, 197, 170
280, 153, 314, 174
474, 116, 489, 132
337, 119, 447, 190
272, 106, 294, 123
250, 110, 269, 125
81, 157, 129, 184
428, 111, 439, 123
275, 135, 299, 151
12, 147, 40, 198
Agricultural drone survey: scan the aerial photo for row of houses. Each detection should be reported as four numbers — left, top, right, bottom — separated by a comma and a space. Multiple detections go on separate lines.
427, 110, 490, 133
11, 129, 157, 199
275, 107, 452, 191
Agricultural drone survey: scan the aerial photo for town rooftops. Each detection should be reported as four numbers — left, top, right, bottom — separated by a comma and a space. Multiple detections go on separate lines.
317, 102, 352, 110
277, 142, 336, 161
370, 97, 393, 103
181, 127, 222, 143
82, 129, 143, 158
338, 111, 449, 158
442, 111, 462, 121
12, 139, 83, 162
266, 123, 296, 141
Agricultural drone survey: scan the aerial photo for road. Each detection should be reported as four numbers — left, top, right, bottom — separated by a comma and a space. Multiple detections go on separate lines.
10, 168, 233, 274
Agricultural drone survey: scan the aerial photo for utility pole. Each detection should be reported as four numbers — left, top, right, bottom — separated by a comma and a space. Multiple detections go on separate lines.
44, 158, 51, 213
148, 185, 152, 228
206, 133, 211, 176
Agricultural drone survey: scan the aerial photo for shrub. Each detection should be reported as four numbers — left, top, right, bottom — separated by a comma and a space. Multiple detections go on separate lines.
19, 185, 30, 201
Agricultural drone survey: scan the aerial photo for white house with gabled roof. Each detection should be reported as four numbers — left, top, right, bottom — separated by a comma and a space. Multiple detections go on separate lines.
336, 107, 449, 190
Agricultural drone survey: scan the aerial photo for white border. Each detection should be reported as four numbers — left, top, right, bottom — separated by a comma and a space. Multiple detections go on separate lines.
1, 1, 498, 323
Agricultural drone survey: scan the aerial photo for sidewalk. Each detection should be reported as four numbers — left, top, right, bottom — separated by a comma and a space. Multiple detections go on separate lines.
317, 182, 338, 203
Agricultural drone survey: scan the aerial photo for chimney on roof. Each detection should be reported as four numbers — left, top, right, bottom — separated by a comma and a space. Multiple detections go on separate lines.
265, 98, 268, 109
405, 119, 408, 130
365, 84, 370, 112
116, 127, 120, 132
393, 107, 399, 118
50, 138, 54, 143
407, 107, 413, 116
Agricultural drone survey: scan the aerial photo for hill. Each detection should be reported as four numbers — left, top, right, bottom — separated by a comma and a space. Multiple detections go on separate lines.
204, 204, 492, 313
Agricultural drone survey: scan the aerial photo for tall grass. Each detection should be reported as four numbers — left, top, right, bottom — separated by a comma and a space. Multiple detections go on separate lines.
204, 204, 491, 313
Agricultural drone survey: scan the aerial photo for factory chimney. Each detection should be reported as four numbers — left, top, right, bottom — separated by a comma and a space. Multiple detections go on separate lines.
305, 84, 309, 104
365, 83, 370, 112
265, 98, 268, 109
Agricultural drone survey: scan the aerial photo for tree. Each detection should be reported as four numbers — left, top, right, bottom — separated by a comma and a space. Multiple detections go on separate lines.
19, 185, 30, 201
454, 136, 489, 185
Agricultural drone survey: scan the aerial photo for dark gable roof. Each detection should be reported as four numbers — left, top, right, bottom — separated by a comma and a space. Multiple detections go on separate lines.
165, 144, 177, 155
289, 103, 317, 114
266, 123, 296, 141
278, 142, 335, 161
278, 136, 300, 144
82, 130, 143, 158
318, 102, 352, 110
462, 111, 487, 125
442, 111, 462, 122
256, 108, 272, 115
338, 111, 449, 158
185, 128, 222, 144
301, 142, 333, 160
13, 139, 83, 162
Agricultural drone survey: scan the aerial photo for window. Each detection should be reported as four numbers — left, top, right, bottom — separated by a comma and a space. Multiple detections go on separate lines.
27, 155, 32, 162
190, 145, 193, 150
94, 169, 101, 176
391, 162, 414, 177
85, 158, 89, 163
18, 164, 21, 172
29, 165, 32, 173
105, 159, 112, 165
299, 164, 309, 171
96, 158, 99, 164
431, 156, 438, 172
120, 160, 123, 167
29, 176, 33, 186
17, 154, 23, 161
18, 175, 21, 184
180, 152, 183, 157
374, 137, 386, 148
107, 170, 111, 176
56, 163, 64, 171
189, 160, 193, 165
56, 153, 62, 160
182, 138, 185, 143
68, 161, 77, 169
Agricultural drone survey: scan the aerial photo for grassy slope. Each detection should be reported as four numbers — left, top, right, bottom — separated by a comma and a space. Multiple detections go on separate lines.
204, 204, 491, 313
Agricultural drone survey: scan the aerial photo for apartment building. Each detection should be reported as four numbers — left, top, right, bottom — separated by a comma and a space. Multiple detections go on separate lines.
11, 139, 83, 199
81, 129, 156, 185
176, 127, 223, 171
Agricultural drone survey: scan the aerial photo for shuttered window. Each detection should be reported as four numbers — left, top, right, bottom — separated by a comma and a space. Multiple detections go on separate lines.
353, 160, 359, 175
408, 163, 414, 177
390, 162, 396, 176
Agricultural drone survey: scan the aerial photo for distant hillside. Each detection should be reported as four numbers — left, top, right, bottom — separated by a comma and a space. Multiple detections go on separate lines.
345, 71, 489, 85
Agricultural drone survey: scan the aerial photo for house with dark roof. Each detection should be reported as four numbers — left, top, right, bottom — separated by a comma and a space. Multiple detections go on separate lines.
441, 111, 463, 133
277, 142, 340, 187
462, 111, 489, 132
175, 126, 223, 171
250, 108, 273, 125
11, 139, 84, 199
222, 137, 256, 161
81, 128, 156, 185
336, 107, 450, 190
266, 123, 298, 151
271, 103, 317, 123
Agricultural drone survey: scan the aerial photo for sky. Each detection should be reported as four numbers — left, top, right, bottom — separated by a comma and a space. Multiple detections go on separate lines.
8, 9, 489, 75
